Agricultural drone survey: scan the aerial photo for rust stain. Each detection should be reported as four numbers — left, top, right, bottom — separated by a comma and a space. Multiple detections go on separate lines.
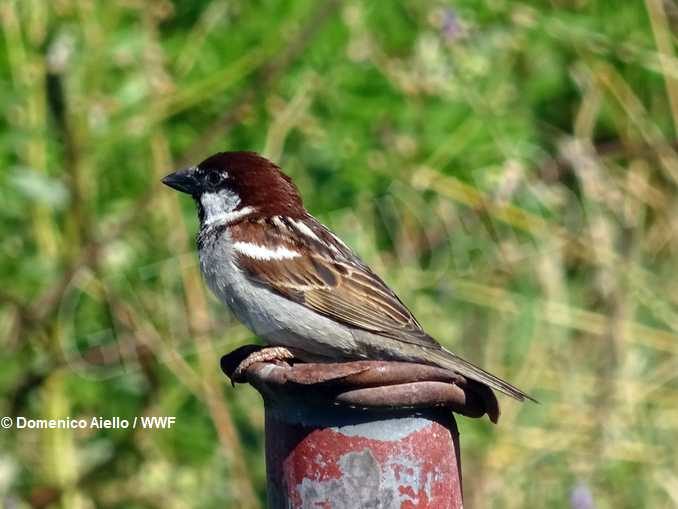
221, 345, 500, 423
278, 419, 461, 508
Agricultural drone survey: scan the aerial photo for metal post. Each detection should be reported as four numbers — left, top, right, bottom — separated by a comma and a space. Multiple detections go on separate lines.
264, 399, 462, 508
222, 347, 500, 509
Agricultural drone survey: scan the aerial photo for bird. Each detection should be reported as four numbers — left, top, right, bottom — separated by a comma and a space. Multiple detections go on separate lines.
162, 151, 534, 403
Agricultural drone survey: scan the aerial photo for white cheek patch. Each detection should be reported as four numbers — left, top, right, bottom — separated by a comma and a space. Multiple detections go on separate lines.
233, 242, 301, 260
200, 190, 254, 225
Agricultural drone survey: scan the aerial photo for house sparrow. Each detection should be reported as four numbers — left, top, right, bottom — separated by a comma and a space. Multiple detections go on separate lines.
162, 151, 534, 402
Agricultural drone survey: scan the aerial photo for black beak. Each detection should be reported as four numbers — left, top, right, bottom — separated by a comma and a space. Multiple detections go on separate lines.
161, 167, 198, 195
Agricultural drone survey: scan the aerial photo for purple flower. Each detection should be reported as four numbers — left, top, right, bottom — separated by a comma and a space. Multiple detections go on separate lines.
441, 8, 462, 41
570, 481, 595, 509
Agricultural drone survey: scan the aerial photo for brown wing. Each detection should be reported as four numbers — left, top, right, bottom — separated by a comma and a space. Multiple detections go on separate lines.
231, 215, 441, 349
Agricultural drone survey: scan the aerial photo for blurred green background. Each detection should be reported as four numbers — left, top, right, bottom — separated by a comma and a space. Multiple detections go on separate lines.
2, 0, 677, 507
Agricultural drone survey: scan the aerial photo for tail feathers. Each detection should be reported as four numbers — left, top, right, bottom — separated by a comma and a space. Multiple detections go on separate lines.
430, 348, 537, 403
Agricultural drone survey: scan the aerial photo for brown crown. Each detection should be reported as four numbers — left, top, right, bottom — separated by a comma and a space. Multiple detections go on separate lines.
198, 151, 306, 218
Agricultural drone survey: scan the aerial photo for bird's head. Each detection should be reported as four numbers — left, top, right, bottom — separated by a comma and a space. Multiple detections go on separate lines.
162, 151, 305, 225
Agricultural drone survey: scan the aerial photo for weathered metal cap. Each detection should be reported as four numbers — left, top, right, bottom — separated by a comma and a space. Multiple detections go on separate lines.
221, 345, 500, 423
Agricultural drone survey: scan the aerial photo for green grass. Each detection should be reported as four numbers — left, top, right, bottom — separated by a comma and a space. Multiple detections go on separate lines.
2, 0, 678, 507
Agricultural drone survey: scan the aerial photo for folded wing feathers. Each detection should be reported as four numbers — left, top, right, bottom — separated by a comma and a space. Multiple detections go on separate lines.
232, 215, 535, 402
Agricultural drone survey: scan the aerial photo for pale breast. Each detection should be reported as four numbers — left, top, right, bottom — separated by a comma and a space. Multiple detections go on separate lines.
197, 226, 361, 360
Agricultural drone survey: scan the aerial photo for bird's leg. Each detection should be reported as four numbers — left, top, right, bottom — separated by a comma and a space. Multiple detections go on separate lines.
232, 346, 295, 382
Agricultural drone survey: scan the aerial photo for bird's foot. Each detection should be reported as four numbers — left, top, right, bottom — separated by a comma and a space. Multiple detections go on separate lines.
231, 346, 295, 383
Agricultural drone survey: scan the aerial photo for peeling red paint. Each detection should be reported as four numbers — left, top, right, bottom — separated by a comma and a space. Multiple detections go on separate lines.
266, 413, 462, 508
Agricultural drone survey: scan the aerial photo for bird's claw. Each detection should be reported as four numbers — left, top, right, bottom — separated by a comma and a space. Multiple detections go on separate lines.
231, 346, 295, 384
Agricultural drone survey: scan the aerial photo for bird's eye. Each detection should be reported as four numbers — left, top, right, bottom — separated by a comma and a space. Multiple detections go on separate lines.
206, 172, 222, 186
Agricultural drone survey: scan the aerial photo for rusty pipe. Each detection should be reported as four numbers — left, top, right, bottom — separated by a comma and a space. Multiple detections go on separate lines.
221, 346, 500, 508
